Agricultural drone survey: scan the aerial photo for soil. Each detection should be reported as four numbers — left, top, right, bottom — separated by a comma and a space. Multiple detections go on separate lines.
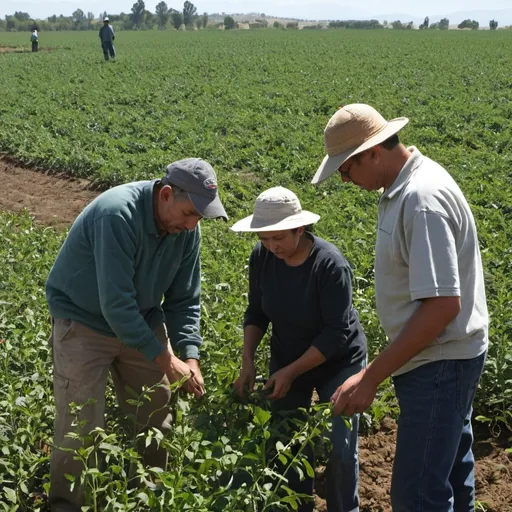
0, 158, 99, 229
0, 45, 54, 54
313, 418, 511, 512
1, 158, 511, 510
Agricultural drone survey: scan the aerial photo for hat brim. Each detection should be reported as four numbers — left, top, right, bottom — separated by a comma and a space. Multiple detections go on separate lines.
189, 193, 228, 221
230, 211, 320, 232
311, 117, 409, 185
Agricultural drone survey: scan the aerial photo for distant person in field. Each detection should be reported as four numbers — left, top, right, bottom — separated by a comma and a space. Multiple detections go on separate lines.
46, 158, 227, 511
232, 187, 367, 512
99, 17, 115, 61
312, 104, 488, 511
30, 29, 38, 52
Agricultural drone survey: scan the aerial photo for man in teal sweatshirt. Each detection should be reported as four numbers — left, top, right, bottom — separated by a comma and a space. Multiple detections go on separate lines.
46, 158, 227, 512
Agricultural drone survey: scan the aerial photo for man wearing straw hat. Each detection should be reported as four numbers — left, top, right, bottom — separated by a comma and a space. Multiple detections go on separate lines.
232, 187, 367, 512
312, 104, 488, 511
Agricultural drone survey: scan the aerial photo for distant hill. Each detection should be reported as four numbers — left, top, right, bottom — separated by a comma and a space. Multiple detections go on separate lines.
371, 9, 512, 26
210, 7, 512, 28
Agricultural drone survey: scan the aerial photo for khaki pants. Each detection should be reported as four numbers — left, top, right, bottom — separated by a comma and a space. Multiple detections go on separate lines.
49, 318, 172, 512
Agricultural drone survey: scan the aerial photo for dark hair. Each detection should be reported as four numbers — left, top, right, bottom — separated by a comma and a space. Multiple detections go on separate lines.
291, 224, 314, 234
350, 133, 400, 164
378, 133, 400, 150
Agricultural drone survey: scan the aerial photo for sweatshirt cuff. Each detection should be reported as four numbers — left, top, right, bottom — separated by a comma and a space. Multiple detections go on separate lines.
180, 345, 200, 360
140, 339, 166, 362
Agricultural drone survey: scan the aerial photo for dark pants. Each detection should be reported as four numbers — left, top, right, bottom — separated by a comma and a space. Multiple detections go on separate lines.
101, 41, 116, 61
270, 360, 364, 512
32, 42, 38, 52
391, 352, 486, 512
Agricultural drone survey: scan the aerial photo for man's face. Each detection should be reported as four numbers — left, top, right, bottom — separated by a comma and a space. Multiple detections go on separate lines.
338, 148, 384, 192
257, 228, 303, 259
156, 186, 202, 235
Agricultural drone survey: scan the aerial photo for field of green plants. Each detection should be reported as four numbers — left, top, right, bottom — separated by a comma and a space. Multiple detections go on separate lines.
0, 29, 511, 510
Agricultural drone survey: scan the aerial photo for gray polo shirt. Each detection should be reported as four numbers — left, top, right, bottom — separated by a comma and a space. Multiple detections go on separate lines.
375, 147, 488, 376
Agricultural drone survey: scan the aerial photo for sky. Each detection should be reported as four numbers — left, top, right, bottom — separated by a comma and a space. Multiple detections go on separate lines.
2, 0, 512, 22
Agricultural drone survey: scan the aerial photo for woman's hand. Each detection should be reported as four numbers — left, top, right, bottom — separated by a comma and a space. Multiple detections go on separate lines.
234, 359, 256, 398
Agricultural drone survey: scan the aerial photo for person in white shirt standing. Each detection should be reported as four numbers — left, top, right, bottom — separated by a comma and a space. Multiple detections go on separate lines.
312, 103, 488, 511
30, 29, 38, 52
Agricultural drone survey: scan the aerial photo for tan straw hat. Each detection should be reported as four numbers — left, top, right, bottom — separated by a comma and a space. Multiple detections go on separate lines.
312, 104, 409, 184
230, 187, 320, 232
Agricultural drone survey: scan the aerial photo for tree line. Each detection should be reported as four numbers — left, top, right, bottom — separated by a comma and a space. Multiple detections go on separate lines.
0, 2, 208, 32
0, 7, 505, 32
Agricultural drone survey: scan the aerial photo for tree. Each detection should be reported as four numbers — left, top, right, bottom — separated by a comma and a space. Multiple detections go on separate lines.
201, 12, 208, 28
170, 10, 183, 29
100, 11, 108, 20
224, 15, 235, 29
458, 19, 479, 30
155, 1, 169, 28
5, 15, 16, 30
14, 11, 31, 21
419, 16, 429, 29
144, 10, 155, 28
439, 18, 449, 29
273, 21, 283, 28
72, 9, 86, 24
130, 0, 146, 28
489, 19, 498, 30
391, 20, 403, 29
87, 12, 95, 29
183, 1, 197, 26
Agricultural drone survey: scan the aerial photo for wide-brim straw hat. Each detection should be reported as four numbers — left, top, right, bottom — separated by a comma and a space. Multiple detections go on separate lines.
230, 186, 320, 232
312, 104, 409, 184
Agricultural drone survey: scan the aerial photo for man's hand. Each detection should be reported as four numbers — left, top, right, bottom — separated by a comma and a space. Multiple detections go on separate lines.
185, 358, 205, 398
234, 359, 256, 398
264, 366, 296, 400
154, 348, 203, 399
331, 369, 377, 416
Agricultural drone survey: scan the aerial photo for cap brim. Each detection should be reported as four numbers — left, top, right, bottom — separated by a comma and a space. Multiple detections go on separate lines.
311, 117, 409, 185
189, 193, 228, 221
230, 211, 320, 232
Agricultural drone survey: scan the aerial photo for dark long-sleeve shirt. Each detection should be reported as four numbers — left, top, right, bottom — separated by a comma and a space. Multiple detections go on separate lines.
99, 25, 115, 42
244, 234, 367, 389
46, 180, 202, 361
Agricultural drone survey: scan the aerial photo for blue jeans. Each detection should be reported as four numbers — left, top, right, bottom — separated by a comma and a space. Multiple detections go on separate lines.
101, 41, 116, 61
271, 359, 364, 512
391, 352, 486, 512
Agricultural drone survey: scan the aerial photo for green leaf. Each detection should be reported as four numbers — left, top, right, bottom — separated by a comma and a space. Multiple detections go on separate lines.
302, 459, 315, 479
254, 407, 271, 426
3, 487, 16, 504
137, 492, 149, 504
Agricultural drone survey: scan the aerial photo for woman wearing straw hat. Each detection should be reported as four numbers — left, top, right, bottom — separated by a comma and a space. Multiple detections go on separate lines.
231, 186, 367, 512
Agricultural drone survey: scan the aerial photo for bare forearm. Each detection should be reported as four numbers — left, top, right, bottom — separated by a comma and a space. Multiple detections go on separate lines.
365, 296, 461, 386
287, 346, 326, 379
242, 325, 265, 363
